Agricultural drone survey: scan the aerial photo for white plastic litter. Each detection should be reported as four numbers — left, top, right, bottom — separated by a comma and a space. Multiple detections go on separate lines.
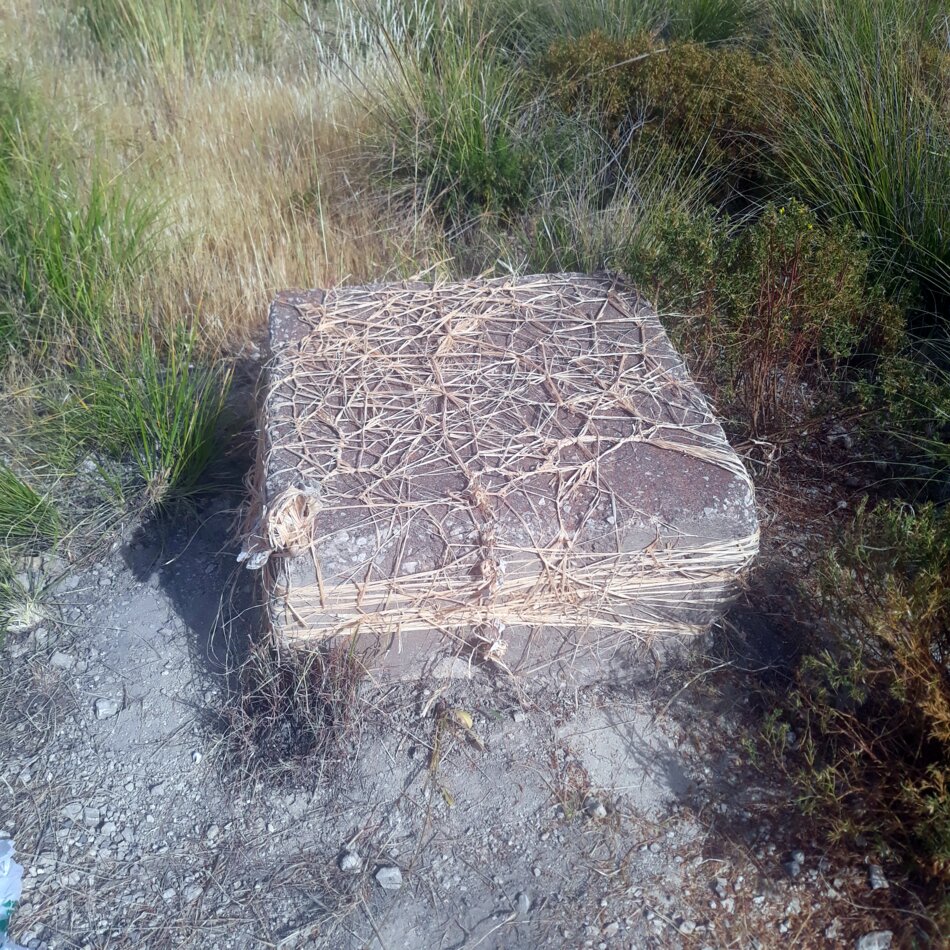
0, 840, 26, 950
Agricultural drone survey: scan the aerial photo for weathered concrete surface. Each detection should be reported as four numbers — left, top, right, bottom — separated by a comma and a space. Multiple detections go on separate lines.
244, 273, 758, 683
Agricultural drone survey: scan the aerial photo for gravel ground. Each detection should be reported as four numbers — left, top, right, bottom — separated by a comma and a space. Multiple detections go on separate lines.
1, 492, 910, 949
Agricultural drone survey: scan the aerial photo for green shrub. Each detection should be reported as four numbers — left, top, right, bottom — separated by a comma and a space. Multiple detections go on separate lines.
542, 31, 777, 181
81, 331, 232, 509
635, 200, 903, 434
765, 500, 950, 911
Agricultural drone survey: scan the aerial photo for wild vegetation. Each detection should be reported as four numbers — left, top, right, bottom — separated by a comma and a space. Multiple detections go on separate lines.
1, 0, 948, 931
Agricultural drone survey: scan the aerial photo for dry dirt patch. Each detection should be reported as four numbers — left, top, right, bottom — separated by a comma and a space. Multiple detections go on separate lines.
1, 494, 904, 949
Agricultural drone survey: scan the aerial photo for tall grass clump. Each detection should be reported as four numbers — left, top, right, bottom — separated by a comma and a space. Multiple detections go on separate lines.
71, 0, 290, 79
0, 73, 158, 354
373, 22, 538, 221
0, 465, 60, 547
0, 68, 231, 516
504, 125, 710, 277
81, 331, 232, 509
308, 0, 453, 67
669, 0, 762, 42
772, 0, 950, 304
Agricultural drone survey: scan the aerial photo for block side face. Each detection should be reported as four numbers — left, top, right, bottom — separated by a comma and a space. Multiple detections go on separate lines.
251, 273, 758, 668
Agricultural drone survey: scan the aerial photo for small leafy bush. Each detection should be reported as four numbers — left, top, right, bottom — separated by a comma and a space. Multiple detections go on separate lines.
635, 200, 903, 434
765, 500, 950, 908
542, 31, 777, 181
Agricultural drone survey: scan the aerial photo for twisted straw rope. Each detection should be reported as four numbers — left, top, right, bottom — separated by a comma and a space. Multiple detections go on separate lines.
245, 274, 758, 651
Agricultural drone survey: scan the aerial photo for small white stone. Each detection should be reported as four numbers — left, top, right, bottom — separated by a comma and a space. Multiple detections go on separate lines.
183, 884, 202, 903
338, 850, 361, 873
584, 797, 607, 820
856, 932, 893, 950
375, 865, 403, 890
49, 651, 76, 671
94, 698, 119, 719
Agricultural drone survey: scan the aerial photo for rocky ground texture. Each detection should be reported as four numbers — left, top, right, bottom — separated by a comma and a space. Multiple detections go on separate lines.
1, 488, 912, 949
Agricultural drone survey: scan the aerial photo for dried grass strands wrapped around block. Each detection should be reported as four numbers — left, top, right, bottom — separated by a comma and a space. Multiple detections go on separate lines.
242, 273, 758, 676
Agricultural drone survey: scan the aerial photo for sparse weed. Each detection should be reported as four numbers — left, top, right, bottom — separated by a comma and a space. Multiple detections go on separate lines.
0, 554, 48, 636
547, 743, 594, 822
224, 640, 363, 778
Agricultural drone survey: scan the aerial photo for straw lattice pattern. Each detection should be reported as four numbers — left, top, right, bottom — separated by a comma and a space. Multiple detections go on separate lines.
242, 274, 758, 655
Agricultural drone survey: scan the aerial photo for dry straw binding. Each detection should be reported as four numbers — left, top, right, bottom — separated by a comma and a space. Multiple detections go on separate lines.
242, 273, 758, 660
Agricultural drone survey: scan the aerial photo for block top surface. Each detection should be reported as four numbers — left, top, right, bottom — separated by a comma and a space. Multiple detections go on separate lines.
247, 274, 757, 593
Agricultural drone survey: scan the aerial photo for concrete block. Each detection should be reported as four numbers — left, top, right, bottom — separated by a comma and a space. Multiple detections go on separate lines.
242, 274, 758, 683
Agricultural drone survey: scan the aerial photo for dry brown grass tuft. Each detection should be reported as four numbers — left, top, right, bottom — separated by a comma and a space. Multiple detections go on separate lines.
1, 1, 447, 349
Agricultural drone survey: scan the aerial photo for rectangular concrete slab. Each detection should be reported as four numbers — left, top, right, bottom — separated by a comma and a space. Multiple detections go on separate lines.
241, 274, 758, 683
